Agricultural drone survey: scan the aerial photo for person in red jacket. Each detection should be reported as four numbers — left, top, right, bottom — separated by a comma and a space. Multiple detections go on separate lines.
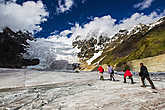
98, 65, 104, 80
123, 63, 134, 84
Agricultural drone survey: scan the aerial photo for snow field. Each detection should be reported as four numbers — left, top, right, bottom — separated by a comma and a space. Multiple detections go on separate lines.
0, 69, 165, 110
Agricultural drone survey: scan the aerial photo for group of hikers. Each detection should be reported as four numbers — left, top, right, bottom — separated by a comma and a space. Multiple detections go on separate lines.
97, 62, 156, 89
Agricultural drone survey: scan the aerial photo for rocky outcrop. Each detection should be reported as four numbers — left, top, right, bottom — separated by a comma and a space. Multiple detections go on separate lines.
0, 27, 39, 68
22, 59, 40, 66
73, 36, 110, 60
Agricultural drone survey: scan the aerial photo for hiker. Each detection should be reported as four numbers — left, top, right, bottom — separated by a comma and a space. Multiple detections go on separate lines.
107, 65, 115, 81
123, 63, 134, 84
139, 63, 156, 89
98, 65, 104, 80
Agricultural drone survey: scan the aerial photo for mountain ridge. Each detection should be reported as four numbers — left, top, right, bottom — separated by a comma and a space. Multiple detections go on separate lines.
73, 17, 165, 72
0, 27, 39, 68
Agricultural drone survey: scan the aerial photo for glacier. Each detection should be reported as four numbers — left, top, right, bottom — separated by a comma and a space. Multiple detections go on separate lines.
0, 68, 165, 109
24, 37, 79, 70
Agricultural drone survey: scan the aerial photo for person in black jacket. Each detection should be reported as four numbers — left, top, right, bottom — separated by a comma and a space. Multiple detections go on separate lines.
139, 63, 155, 89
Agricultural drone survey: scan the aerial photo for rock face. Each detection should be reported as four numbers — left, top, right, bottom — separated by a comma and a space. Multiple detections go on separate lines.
0, 27, 39, 68
73, 36, 110, 60
73, 17, 165, 71
22, 59, 40, 66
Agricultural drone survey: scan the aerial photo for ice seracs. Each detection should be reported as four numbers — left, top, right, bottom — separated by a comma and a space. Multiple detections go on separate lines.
24, 36, 79, 70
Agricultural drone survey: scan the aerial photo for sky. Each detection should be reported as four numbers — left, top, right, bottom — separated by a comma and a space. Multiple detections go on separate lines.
0, 0, 165, 68
0, 0, 165, 38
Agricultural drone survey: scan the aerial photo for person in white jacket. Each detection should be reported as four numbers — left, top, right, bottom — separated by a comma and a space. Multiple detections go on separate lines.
107, 65, 115, 81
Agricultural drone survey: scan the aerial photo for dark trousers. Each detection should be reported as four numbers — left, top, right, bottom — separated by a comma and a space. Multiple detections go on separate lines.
110, 74, 115, 81
124, 76, 134, 84
141, 76, 155, 89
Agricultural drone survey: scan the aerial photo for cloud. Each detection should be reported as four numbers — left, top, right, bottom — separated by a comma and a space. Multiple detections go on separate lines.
0, 0, 49, 33
70, 16, 118, 40
134, 0, 154, 10
57, 0, 73, 13
118, 12, 160, 30
55, 10, 165, 41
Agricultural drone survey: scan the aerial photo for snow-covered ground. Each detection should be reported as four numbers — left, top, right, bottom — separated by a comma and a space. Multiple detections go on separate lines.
0, 68, 165, 110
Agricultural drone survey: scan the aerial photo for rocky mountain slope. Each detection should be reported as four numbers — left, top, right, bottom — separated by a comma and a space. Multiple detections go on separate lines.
73, 17, 165, 71
0, 27, 39, 68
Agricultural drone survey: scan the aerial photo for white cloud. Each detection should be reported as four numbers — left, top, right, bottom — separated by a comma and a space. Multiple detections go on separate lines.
118, 12, 159, 30
0, 0, 49, 33
57, 0, 73, 13
134, 0, 154, 10
70, 15, 118, 40
55, 10, 165, 41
